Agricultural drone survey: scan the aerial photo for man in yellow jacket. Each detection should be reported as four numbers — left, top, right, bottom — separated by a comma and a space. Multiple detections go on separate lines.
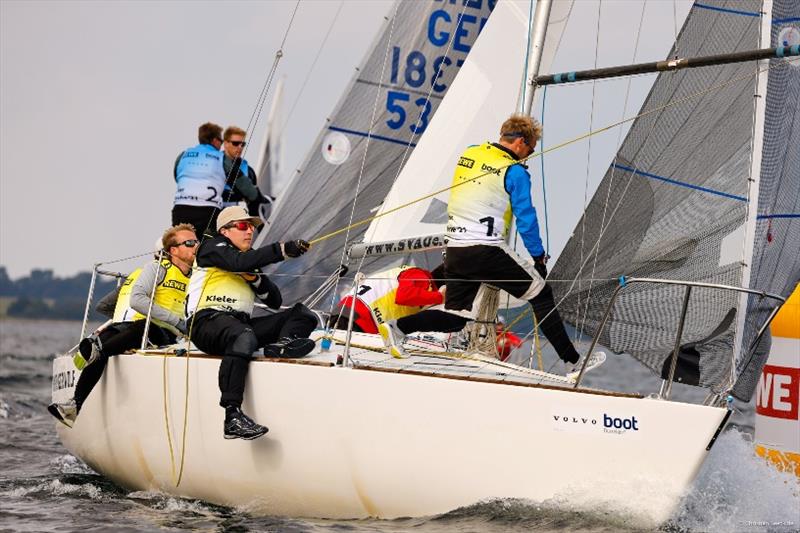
48, 224, 197, 427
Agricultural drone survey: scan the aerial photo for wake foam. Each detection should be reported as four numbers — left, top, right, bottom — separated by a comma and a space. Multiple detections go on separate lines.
669, 429, 800, 532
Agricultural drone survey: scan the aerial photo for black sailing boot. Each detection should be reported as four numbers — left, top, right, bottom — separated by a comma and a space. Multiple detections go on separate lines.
262, 337, 315, 358
223, 406, 268, 440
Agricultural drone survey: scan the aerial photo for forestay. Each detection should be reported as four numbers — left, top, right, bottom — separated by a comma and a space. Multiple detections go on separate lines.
549, 0, 800, 398
256, 0, 495, 301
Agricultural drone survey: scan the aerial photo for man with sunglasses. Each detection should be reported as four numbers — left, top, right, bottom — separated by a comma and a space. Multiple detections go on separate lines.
220, 126, 270, 215
186, 206, 315, 440
48, 224, 197, 427
380, 115, 605, 378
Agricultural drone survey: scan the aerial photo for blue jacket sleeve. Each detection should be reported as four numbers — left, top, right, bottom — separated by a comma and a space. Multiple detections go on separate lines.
504, 164, 545, 258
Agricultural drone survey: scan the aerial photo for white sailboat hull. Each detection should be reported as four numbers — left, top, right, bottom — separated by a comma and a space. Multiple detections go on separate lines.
52, 351, 726, 526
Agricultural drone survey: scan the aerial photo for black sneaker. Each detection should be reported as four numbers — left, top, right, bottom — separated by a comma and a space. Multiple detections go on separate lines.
263, 337, 315, 358
224, 408, 268, 440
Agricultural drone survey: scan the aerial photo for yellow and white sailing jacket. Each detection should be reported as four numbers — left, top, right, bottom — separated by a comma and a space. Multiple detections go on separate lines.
357, 266, 424, 324
446, 142, 545, 257
112, 268, 142, 323
186, 266, 256, 317
446, 142, 515, 245
131, 260, 190, 329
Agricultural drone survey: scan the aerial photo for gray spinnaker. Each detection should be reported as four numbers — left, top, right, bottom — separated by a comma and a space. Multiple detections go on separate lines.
257, 0, 495, 301
550, 0, 799, 398
733, 0, 800, 400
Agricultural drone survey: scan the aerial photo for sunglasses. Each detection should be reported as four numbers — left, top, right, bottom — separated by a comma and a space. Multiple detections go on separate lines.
173, 239, 199, 248
225, 221, 254, 231
228, 140, 246, 147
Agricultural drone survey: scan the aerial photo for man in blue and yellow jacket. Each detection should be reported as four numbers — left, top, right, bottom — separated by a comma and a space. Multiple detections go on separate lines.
382, 115, 604, 377
186, 206, 316, 440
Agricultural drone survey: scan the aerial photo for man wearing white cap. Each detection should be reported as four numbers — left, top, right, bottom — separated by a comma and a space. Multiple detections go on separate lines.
186, 206, 315, 440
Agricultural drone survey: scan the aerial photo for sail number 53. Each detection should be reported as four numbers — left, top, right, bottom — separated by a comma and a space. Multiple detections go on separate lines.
386, 91, 432, 134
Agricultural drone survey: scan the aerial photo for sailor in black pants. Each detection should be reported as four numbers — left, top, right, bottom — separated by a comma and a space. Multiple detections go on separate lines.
186, 206, 316, 440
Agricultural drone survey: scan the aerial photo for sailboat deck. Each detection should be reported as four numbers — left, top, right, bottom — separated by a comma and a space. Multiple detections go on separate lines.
138, 329, 641, 399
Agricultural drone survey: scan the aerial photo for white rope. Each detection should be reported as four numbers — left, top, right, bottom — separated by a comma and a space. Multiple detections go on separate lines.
282, 0, 345, 132
575, 0, 603, 339
577, 0, 647, 339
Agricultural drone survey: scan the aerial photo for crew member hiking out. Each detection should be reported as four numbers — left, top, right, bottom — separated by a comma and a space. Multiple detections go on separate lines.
329, 264, 445, 335
186, 206, 316, 440
379, 114, 605, 378
48, 224, 197, 427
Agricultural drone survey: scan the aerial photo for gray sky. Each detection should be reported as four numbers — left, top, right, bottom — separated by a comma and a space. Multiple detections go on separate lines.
0, 0, 691, 279
0, 0, 393, 278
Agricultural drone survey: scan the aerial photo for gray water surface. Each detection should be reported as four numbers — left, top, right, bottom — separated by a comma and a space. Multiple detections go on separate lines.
1, 319, 798, 533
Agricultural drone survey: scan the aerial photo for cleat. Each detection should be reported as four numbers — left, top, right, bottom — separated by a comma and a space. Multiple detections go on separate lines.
566, 351, 607, 381
378, 321, 407, 359
263, 337, 315, 358
48, 400, 78, 428
224, 408, 268, 440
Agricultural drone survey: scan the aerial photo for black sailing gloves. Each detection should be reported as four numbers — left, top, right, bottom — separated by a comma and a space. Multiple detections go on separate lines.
284, 240, 311, 258
533, 254, 550, 279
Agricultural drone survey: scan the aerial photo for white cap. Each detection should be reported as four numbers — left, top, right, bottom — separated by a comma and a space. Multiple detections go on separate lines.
216, 206, 262, 231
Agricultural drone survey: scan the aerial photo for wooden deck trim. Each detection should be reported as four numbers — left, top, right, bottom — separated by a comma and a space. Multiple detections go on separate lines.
351, 363, 644, 399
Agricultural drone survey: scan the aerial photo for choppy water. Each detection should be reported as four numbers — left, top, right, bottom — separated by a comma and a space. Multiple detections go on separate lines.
1, 318, 798, 532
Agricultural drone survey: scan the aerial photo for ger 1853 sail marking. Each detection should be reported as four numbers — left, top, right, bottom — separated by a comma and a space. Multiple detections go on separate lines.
384, 4, 490, 135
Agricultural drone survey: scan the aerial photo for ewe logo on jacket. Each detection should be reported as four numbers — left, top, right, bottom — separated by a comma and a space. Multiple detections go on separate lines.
163, 279, 187, 291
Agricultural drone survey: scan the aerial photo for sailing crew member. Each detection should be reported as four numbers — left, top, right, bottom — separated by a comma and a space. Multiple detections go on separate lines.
380, 114, 605, 377
220, 126, 271, 214
186, 206, 316, 440
172, 122, 228, 236
48, 224, 197, 427
329, 265, 446, 334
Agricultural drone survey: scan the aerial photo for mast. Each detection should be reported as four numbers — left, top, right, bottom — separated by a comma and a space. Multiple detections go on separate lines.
732, 0, 773, 389
522, 0, 553, 116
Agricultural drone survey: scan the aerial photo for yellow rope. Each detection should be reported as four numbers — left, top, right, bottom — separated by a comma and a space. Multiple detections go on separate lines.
533, 313, 543, 371
161, 348, 176, 483
309, 57, 797, 247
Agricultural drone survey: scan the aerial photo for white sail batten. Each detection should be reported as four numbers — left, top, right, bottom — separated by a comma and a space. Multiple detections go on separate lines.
363, 0, 573, 245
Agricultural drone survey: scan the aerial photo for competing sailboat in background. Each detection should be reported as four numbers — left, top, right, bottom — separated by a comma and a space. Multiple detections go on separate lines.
252, 77, 287, 221
51, 0, 799, 526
